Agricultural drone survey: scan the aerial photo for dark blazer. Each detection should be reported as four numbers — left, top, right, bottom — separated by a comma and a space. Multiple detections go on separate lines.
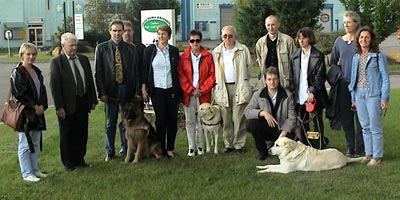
290, 46, 328, 108
11, 63, 48, 130
50, 53, 98, 115
95, 40, 140, 100
142, 44, 181, 99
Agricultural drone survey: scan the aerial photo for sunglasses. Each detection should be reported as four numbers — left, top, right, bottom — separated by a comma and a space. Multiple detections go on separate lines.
189, 39, 201, 43
223, 34, 233, 39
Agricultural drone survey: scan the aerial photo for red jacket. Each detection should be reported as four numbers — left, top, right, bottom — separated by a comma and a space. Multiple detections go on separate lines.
177, 46, 215, 106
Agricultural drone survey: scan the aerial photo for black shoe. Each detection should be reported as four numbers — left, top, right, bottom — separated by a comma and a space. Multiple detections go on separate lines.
223, 147, 234, 153
104, 154, 115, 162
257, 154, 267, 161
65, 166, 76, 172
235, 148, 244, 155
345, 148, 355, 157
119, 147, 125, 156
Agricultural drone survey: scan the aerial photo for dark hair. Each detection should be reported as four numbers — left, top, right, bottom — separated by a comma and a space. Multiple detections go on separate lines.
296, 27, 316, 46
109, 19, 124, 30
188, 29, 202, 40
264, 67, 279, 78
157, 25, 172, 38
355, 26, 379, 53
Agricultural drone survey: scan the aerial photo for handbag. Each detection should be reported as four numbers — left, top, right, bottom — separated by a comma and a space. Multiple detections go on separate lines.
1, 89, 26, 131
326, 64, 343, 86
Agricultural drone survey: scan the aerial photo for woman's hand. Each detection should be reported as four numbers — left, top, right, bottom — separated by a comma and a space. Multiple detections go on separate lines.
34, 105, 44, 115
381, 100, 388, 110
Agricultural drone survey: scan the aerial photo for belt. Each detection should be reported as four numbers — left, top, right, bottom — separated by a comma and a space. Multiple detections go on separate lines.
225, 82, 235, 85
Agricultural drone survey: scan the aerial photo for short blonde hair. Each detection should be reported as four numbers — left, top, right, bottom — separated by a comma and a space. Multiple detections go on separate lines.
19, 42, 38, 58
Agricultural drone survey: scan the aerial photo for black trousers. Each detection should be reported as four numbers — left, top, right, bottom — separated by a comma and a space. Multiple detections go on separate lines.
58, 95, 89, 168
247, 119, 281, 156
338, 79, 363, 151
151, 88, 179, 153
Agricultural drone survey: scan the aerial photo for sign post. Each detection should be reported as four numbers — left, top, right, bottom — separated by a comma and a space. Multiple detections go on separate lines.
5, 30, 12, 57
74, 2, 84, 40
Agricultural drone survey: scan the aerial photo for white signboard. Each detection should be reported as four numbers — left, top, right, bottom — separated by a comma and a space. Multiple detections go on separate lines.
141, 9, 175, 46
74, 13, 84, 40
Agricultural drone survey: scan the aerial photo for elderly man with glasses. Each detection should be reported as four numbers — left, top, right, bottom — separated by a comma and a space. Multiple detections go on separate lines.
212, 25, 252, 154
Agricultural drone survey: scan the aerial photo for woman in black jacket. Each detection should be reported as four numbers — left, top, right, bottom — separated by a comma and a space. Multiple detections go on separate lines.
11, 42, 48, 182
290, 27, 328, 149
142, 25, 181, 157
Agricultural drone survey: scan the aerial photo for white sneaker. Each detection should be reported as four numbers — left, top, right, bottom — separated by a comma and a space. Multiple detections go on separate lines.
23, 175, 40, 182
197, 148, 204, 155
188, 149, 195, 156
34, 171, 48, 178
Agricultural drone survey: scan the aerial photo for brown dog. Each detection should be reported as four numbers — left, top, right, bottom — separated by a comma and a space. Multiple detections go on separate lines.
121, 99, 162, 163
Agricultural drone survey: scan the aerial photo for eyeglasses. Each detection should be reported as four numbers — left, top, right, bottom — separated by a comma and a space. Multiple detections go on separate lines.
189, 39, 201, 43
222, 34, 233, 39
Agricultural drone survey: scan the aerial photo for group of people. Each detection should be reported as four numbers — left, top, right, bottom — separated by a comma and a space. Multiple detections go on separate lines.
9, 11, 389, 182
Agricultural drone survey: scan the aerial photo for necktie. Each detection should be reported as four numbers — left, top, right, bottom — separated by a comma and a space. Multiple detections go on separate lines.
71, 58, 84, 96
115, 46, 123, 84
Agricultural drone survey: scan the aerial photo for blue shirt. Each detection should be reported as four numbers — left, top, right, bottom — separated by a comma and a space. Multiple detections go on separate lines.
330, 37, 355, 82
152, 45, 173, 89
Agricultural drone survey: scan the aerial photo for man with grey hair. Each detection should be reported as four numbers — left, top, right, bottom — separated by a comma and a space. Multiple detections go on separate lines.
255, 15, 295, 93
212, 25, 252, 154
50, 32, 98, 171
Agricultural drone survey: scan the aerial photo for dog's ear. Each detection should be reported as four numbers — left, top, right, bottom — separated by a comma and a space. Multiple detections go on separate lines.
284, 140, 296, 151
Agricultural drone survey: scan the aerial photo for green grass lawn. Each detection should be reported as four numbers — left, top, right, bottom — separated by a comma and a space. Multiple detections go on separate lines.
1, 89, 400, 199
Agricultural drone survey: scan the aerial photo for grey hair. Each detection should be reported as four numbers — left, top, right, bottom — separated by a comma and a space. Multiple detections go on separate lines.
221, 25, 237, 36
61, 32, 78, 45
343, 11, 361, 29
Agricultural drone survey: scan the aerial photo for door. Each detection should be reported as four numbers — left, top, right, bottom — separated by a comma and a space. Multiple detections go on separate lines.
28, 27, 43, 47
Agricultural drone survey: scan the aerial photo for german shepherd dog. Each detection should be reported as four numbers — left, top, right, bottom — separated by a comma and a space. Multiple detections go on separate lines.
121, 98, 162, 163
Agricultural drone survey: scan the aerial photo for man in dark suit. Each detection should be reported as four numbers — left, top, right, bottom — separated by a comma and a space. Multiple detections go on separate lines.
95, 20, 141, 161
50, 32, 98, 171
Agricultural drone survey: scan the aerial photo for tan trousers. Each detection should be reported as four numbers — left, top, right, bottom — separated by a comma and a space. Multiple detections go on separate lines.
220, 84, 248, 149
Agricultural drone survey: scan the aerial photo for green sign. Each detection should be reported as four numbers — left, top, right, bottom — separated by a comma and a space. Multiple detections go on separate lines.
143, 19, 168, 32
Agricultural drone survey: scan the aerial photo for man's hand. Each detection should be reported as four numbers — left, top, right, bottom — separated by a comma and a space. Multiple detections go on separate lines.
91, 104, 96, 110
56, 108, 66, 119
260, 110, 277, 127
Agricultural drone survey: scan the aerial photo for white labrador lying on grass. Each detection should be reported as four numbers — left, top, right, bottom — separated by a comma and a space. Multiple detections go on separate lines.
256, 137, 362, 174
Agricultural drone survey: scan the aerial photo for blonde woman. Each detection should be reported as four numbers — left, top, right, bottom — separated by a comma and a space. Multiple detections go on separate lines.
11, 42, 48, 182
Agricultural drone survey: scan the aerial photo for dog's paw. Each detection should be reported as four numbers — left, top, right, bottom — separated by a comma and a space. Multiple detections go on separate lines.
256, 165, 269, 169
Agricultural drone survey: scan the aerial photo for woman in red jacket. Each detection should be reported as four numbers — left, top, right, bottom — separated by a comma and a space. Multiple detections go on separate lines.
177, 30, 215, 156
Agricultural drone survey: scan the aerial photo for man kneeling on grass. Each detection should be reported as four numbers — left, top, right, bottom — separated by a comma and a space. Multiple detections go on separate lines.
244, 67, 297, 161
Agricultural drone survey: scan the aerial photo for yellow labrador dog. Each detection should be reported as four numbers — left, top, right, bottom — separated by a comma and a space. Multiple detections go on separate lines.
256, 137, 362, 174
198, 103, 222, 154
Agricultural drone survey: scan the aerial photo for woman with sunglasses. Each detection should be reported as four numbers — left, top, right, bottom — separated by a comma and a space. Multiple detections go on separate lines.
142, 25, 181, 158
348, 26, 390, 166
177, 29, 215, 156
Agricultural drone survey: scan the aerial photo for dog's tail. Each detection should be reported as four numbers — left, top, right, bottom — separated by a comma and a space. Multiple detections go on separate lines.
346, 157, 363, 163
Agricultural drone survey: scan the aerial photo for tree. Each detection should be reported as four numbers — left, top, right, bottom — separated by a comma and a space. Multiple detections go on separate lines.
270, 0, 325, 38
235, 0, 273, 53
235, 0, 324, 53
340, 0, 400, 42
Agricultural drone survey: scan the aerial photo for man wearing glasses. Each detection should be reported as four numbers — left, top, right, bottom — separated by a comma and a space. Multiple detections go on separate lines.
212, 25, 252, 154
255, 15, 295, 93
177, 29, 215, 156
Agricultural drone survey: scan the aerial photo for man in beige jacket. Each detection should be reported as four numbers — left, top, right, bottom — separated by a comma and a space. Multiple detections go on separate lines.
212, 25, 252, 154
255, 15, 296, 93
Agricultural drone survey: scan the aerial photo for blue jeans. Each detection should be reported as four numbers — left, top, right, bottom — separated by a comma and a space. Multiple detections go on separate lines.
354, 88, 383, 158
104, 85, 126, 155
17, 130, 41, 178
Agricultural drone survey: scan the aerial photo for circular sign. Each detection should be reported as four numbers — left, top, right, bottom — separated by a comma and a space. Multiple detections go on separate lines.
143, 19, 168, 33
320, 14, 330, 23
5, 30, 12, 40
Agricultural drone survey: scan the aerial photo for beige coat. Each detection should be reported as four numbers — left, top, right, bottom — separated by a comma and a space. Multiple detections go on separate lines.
255, 32, 296, 91
212, 41, 252, 107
